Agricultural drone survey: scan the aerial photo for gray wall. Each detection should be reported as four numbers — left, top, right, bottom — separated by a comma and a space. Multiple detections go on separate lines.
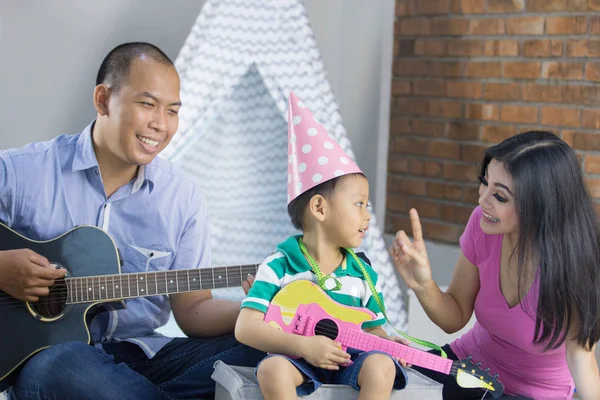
0, 0, 395, 222
306, 0, 396, 222
0, 1, 206, 147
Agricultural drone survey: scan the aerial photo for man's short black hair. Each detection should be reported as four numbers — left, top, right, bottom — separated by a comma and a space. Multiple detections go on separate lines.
96, 42, 174, 92
287, 173, 365, 231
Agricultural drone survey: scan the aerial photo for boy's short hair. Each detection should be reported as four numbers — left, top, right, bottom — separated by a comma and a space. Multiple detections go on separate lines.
287, 173, 365, 231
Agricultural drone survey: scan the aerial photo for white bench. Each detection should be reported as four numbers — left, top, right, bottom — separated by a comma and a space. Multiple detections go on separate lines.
211, 360, 442, 400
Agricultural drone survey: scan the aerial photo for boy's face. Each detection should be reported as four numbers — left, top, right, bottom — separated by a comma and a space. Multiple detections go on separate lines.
102, 56, 181, 167
324, 175, 371, 249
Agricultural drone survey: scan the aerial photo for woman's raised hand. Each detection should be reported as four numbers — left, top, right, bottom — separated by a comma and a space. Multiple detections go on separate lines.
389, 208, 433, 292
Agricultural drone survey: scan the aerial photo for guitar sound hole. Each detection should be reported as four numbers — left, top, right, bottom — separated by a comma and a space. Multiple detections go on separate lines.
31, 278, 67, 319
314, 319, 338, 340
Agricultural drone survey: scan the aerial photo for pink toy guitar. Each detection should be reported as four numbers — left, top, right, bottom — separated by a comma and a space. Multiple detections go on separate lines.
264, 280, 504, 398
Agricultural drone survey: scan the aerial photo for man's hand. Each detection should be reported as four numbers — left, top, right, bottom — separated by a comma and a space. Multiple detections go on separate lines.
241, 274, 255, 295
0, 249, 66, 302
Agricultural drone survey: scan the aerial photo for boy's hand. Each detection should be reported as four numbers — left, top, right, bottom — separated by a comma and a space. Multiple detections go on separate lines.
300, 336, 350, 370
389, 336, 413, 368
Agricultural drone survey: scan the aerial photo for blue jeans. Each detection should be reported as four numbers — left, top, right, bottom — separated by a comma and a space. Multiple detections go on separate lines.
259, 349, 407, 396
8, 334, 265, 400
413, 344, 532, 400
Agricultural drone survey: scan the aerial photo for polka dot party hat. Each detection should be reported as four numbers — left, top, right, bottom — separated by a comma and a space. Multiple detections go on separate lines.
287, 91, 362, 204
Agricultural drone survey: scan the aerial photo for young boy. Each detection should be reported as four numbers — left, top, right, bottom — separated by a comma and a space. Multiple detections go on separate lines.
235, 92, 408, 400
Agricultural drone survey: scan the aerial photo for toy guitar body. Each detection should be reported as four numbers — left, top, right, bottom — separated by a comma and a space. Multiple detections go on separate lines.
264, 280, 504, 398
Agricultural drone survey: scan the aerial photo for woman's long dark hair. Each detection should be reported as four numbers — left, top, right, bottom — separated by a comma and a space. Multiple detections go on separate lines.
481, 131, 600, 351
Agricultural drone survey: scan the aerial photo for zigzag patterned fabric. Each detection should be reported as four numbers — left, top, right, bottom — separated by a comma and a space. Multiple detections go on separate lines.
162, 0, 407, 331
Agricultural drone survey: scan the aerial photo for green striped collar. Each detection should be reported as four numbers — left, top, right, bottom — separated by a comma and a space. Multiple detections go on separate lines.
276, 235, 366, 278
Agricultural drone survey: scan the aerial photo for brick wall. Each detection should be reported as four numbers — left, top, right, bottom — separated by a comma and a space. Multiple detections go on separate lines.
386, 0, 600, 244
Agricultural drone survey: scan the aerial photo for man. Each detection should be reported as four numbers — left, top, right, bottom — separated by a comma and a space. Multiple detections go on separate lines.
0, 42, 264, 399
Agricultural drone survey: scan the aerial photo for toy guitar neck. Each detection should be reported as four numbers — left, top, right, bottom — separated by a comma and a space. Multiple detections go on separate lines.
341, 326, 453, 373
264, 280, 504, 398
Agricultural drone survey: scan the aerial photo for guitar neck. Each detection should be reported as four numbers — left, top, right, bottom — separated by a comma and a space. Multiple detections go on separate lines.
340, 329, 453, 375
64, 264, 259, 304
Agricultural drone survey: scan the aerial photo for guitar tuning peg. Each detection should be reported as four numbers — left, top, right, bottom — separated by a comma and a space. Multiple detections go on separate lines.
466, 356, 473, 361
475, 361, 482, 367
485, 368, 490, 373
493, 374, 499, 379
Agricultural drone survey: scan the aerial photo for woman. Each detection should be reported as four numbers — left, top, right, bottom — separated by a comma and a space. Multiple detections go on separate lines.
391, 131, 600, 399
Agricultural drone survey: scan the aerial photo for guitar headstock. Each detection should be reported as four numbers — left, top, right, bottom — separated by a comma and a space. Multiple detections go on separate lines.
451, 356, 504, 398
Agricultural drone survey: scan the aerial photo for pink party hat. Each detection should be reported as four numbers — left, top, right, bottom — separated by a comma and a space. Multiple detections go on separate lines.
287, 92, 362, 204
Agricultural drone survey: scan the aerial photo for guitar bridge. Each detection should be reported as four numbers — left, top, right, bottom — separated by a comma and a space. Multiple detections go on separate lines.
293, 315, 313, 335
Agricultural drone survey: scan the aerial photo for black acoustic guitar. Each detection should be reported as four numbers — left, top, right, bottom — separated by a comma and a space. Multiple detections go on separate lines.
0, 223, 258, 391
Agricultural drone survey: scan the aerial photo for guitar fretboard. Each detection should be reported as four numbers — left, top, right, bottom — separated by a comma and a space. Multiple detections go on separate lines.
65, 264, 259, 304
340, 329, 453, 374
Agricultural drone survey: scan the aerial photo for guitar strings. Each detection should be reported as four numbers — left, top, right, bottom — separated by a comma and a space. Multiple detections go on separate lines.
0, 266, 260, 294
323, 331, 498, 387
334, 330, 459, 372
0, 270, 259, 295
0, 270, 259, 308
0, 288, 253, 309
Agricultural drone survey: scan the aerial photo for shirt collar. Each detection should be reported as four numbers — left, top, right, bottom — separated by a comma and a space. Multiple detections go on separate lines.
138, 161, 156, 194
72, 121, 156, 194
276, 235, 353, 276
71, 121, 99, 172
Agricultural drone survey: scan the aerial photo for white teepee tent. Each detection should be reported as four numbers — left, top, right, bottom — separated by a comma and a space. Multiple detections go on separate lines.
163, 0, 407, 331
